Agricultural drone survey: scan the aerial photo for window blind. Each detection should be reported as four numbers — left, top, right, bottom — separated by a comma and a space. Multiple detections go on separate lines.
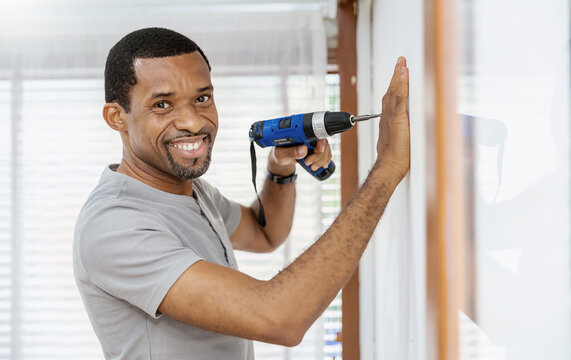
0, 81, 12, 358
0, 75, 342, 359
0, 3, 341, 358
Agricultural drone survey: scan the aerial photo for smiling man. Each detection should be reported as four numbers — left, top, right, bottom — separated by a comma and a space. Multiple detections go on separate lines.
73, 28, 410, 359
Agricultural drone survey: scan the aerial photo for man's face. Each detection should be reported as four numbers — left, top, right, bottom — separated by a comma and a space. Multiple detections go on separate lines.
123, 52, 217, 181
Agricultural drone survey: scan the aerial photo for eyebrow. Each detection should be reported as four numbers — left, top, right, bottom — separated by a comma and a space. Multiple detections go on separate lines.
197, 85, 214, 92
150, 91, 175, 100
149, 85, 214, 101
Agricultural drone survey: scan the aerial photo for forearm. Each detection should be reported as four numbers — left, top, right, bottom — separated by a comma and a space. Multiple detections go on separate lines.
250, 173, 296, 249
230, 158, 298, 253
243, 141, 329, 250
265, 161, 402, 335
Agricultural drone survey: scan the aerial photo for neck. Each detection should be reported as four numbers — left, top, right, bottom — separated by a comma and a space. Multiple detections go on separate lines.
116, 159, 194, 197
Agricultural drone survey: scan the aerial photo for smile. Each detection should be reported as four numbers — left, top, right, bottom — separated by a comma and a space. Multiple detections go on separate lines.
168, 139, 203, 151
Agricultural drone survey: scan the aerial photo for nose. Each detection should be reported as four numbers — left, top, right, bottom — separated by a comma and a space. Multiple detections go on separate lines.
173, 105, 206, 134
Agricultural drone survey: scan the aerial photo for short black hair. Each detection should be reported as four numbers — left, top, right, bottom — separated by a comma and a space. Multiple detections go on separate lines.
104, 27, 211, 113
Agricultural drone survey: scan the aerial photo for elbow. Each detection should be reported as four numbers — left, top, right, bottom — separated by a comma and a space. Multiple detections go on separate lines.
280, 332, 304, 348
256, 312, 306, 347
266, 322, 305, 347
275, 319, 306, 347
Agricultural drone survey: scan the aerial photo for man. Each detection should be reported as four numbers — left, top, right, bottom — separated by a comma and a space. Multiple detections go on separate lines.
74, 27, 410, 359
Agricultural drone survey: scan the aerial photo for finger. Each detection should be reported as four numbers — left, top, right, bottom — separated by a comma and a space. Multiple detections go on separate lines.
394, 66, 409, 114
314, 144, 333, 171
315, 139, 326, 153
273, 144, 307, 162
388, 57, 406, 92
384, 57, 406, 114
308, 142, 332, 171
304, 139, 327, 166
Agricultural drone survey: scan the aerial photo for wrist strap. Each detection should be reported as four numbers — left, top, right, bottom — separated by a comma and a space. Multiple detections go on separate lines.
267, 170, 298, 184
250, 141, 266, 227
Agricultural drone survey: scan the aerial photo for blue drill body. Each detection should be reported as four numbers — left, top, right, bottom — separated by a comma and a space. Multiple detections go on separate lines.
249, 111, 355, 180
250, 113, 308, 147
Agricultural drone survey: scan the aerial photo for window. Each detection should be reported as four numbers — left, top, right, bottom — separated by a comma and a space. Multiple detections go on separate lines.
458, 1, 570, 359
0, 4, 339, 358
0, 74, 342, 359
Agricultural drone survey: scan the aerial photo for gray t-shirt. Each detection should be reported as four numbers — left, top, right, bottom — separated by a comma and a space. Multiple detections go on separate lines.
73, 164, 254, 359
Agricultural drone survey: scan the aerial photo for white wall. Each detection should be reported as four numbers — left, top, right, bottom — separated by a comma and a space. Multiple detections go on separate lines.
457, 1, 570, 359
357, 0, 426, 359
357, 0, 570, 359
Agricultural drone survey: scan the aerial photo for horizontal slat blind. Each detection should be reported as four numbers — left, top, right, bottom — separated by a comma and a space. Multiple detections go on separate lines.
0, 4, 338, 358
18, 78, 118, 359
0, 74, 341, 358
0, 81, 12, 359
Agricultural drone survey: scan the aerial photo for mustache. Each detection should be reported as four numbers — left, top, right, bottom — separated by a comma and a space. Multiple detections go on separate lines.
165, 128, 214, 143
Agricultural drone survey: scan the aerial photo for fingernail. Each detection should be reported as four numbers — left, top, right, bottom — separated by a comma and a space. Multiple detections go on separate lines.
397, 57, 403, 65
401, 67, 406, 75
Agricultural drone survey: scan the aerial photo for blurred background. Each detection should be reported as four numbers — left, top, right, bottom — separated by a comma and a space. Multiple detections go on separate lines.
0, 0, 569, 359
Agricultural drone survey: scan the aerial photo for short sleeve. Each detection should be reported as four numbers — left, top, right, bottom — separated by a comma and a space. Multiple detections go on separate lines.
76, 201, 202, 318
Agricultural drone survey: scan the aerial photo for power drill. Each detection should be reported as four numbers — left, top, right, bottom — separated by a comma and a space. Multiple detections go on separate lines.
249, 111, 380, 180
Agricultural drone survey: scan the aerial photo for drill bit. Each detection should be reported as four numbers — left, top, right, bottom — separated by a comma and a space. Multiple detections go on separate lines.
353, 113, 382, 122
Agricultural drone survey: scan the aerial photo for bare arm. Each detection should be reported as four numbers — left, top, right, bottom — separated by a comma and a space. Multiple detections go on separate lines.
230, 138, 332, 253
159, 57, 410, 346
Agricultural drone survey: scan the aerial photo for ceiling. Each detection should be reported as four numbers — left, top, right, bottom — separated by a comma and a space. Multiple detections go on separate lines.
2, 0, 340, 67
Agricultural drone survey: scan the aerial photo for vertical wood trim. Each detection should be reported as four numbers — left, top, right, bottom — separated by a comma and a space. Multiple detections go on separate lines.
338, 1, 360, 359
424, 0, 464, 358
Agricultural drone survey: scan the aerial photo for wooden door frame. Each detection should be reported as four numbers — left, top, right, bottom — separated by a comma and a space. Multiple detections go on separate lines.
424, 0, 465, 359
338, 1, 360, 359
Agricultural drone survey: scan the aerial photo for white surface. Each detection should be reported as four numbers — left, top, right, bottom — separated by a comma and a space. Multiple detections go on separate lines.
357, 0, 426, 359
458, 1, 570, 359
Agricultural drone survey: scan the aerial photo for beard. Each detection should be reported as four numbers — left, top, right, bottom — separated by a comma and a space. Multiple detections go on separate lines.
165, 143, 213, 180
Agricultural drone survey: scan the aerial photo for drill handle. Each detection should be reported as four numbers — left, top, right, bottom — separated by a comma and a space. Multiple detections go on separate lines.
296, 141, 336, 181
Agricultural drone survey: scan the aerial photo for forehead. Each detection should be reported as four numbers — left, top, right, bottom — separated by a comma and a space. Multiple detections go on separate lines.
132, 52, 211, 96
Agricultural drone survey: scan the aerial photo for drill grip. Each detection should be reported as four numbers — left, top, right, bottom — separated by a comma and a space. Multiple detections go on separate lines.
296, 142, 336, 181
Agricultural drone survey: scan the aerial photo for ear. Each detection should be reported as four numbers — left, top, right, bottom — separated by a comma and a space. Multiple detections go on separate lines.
103, 103, 128, 132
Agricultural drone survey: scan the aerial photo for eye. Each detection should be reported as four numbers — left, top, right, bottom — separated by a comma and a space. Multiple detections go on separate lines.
196, 94, 212, 104
154, 100, 172, 109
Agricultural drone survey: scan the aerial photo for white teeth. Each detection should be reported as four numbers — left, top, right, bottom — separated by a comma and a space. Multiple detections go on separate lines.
171, 140, 203, 151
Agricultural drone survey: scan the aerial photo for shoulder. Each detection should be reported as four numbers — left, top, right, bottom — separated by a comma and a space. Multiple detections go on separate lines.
75, 188, 169, 258
77, 173, 165, 231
